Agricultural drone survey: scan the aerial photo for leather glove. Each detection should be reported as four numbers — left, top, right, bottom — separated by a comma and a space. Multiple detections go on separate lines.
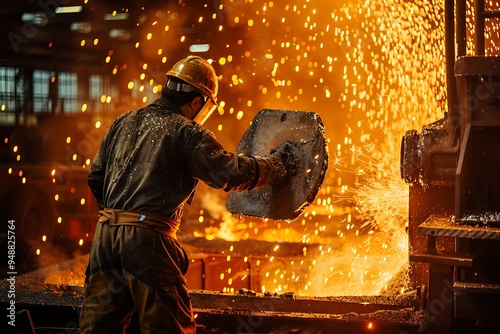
252, 154, 287, 189
270, 140, 299, 177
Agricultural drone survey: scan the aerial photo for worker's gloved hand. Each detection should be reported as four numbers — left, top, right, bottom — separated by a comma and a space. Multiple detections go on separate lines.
252, 154, 287, 189
268, 150, 288, 185
250, 141, 302, 189
270, 140, 299, 177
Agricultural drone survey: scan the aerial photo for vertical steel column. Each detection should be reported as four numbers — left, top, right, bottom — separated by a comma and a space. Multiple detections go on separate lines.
426, 264, 455, 334
456, 0, 467, 57
20, 67, 34, 126
445, 0, 458, 126
475, 0, 486, 55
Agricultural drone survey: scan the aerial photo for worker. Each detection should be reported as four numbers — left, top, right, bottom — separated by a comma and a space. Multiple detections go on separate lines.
79, 55, 287, 334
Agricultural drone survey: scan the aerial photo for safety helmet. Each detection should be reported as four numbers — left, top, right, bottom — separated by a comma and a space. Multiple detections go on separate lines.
166, 56, 219, 124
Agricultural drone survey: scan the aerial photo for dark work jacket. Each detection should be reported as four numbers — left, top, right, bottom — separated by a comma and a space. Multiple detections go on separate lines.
88, 98, 271, 222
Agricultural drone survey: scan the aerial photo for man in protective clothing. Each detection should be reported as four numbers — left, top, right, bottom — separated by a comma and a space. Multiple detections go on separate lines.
79, 55, 287, 333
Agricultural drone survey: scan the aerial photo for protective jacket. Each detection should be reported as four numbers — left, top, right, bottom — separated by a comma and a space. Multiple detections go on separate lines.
88, 97, 282, 223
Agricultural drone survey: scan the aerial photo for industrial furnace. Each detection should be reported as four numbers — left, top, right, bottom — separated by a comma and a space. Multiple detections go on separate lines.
400, 0, 500, 333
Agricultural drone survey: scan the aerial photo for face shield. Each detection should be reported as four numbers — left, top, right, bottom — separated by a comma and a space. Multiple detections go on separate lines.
166, 77, 218, 124
194, 96, 217, 125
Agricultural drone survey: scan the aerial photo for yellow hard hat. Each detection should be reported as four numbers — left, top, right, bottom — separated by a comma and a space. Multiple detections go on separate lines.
166, 56, 218, 106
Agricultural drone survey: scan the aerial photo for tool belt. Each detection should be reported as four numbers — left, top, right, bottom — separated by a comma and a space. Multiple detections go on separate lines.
98, 208, 179, 239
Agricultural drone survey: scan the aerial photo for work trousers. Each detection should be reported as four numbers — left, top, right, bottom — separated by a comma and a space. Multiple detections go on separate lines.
79, 219, 195, 334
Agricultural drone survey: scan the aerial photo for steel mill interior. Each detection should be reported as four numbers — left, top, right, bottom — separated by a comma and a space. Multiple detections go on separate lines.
1, 0, 500, 333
